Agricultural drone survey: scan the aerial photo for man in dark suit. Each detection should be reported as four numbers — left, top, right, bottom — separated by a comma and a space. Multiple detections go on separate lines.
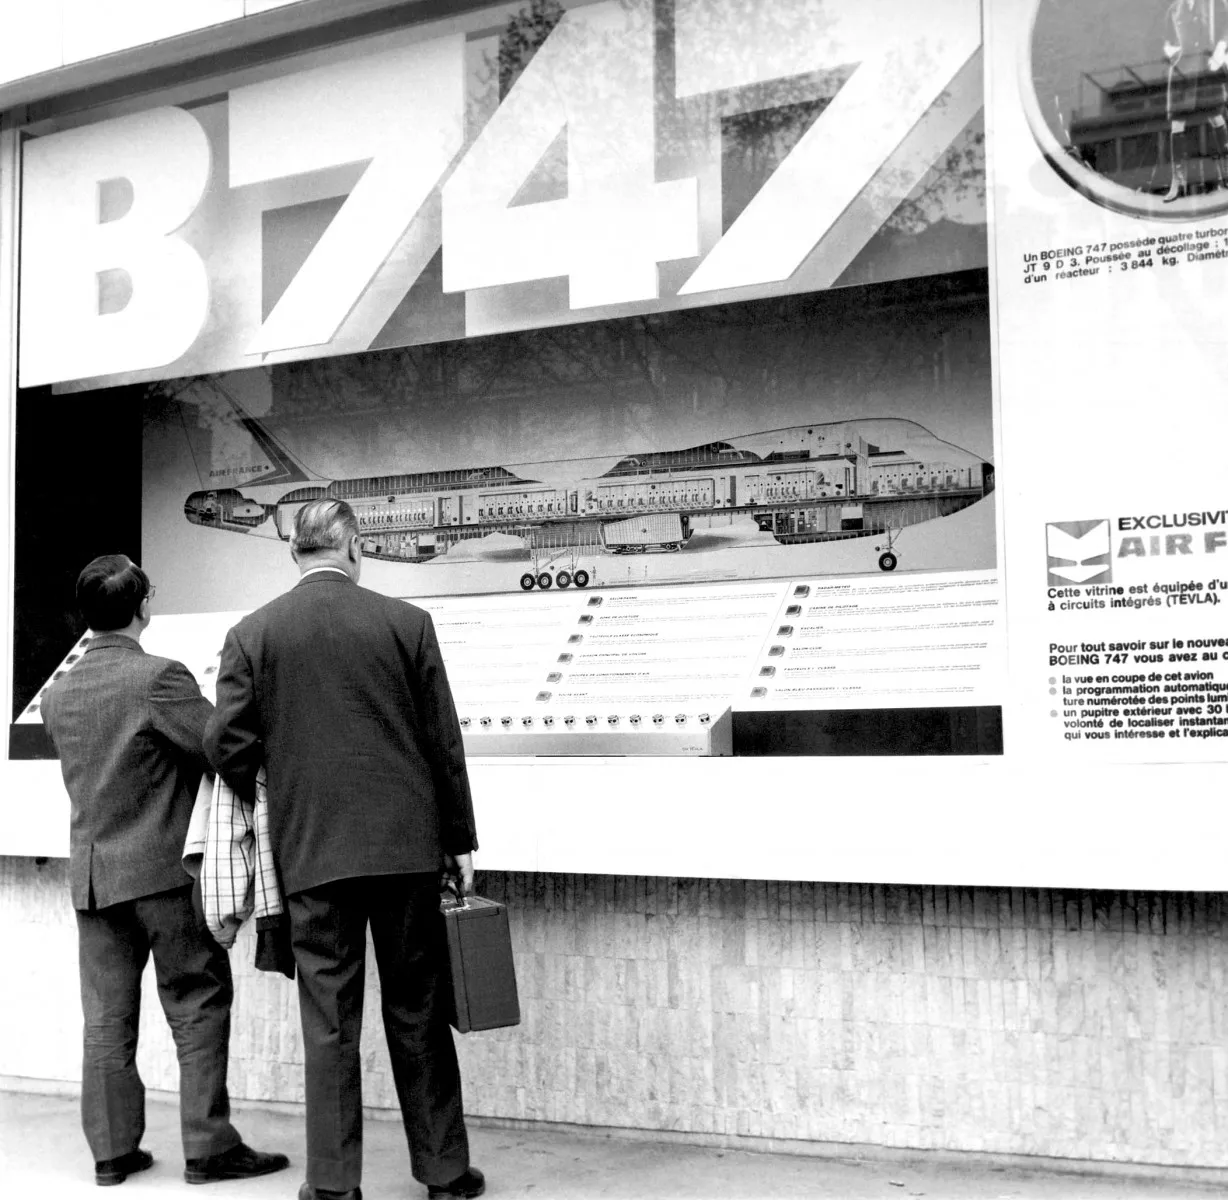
205, 499, 484, 1200
40, 554, 289, 1188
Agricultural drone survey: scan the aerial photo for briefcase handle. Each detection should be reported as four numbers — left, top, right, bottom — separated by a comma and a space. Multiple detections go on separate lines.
440, 876, 469, 911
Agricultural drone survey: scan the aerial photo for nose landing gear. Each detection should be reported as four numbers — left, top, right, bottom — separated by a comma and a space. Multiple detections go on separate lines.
875, 528, 901, 573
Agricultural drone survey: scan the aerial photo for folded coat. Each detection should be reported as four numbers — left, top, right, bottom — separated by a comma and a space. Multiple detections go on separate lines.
183, 769, 293, 977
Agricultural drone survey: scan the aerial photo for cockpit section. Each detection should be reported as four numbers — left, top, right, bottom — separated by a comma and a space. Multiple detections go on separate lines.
184, 489, 272, 530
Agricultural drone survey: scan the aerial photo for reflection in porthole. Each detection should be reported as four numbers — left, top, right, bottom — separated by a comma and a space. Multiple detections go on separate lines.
1023, 0, 1228, 219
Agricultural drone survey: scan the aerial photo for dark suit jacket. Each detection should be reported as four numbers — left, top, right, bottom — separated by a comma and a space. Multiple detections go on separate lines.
40, 633, 213, 911
204, 571, 477, 896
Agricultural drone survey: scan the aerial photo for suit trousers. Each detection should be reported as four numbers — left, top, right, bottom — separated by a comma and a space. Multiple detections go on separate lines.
75, 881, 241, 1163
288, 873, 469, 1191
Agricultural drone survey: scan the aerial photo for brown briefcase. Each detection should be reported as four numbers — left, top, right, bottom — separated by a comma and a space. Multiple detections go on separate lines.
439, 891, 521, 1033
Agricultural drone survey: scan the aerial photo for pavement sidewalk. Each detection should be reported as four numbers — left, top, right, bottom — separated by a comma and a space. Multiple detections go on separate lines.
2, 1089, 1223, 1200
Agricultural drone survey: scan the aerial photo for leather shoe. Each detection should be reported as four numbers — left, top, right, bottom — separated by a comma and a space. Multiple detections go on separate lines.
184, 1142, 290, 1184
95, 1148, 153, 1186
298, 1184, 361, 1200
427, 1167, 485, 1198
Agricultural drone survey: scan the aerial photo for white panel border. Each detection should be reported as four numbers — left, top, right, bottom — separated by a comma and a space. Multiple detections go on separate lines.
8, 745, 1228, 890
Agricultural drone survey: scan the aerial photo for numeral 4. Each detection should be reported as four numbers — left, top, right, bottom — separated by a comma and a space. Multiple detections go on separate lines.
442, 0, 699, 310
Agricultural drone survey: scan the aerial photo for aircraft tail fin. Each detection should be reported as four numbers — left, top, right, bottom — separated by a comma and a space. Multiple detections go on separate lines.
207, 378, 318, 486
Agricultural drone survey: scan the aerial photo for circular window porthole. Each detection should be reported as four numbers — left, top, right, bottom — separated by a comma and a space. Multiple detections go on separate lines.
1022, 0, 1228, 220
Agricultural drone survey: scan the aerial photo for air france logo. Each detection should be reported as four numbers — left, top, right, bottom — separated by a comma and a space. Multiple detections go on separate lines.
1046, 520, 1112, 587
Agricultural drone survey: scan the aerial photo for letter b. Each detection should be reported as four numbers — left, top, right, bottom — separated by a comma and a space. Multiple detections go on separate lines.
19, 107, 211, 386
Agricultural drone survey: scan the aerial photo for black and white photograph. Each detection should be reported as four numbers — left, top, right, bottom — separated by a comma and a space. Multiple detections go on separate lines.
2, 0, 1227, 1198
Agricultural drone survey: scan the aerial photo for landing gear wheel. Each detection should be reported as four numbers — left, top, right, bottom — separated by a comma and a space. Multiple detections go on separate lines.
555, 570, 572, 588
573, 569, 590, 588
537, 572, 554, 590
520, 573, 536, 590
878, 551, 898, 572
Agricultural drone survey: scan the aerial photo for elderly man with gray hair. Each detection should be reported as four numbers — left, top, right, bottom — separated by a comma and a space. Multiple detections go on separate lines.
205, 498, 483, 1200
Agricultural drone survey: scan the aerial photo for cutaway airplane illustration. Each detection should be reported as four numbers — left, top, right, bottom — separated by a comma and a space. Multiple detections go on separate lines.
184, 409, 994, 584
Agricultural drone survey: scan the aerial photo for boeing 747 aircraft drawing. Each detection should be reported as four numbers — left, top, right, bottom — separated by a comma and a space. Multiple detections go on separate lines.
183, 408, 993, 585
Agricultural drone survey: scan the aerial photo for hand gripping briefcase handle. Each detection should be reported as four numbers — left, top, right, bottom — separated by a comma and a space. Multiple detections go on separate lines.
439, 885, 521, 1034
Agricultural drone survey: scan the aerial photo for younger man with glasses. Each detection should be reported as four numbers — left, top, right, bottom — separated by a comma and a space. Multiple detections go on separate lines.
40, 554, 289, 1188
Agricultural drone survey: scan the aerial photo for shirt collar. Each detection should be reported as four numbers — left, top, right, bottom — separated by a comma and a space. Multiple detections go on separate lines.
298, 566, 352, 581
83, 632, 143, 654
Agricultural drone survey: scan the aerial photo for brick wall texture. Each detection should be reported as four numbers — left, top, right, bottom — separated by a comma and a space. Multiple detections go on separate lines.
3, 857, 1226, 1167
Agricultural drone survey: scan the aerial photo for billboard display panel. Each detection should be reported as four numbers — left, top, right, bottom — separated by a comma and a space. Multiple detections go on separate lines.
11, 0, 1228, 886
49, 0, 1218, 886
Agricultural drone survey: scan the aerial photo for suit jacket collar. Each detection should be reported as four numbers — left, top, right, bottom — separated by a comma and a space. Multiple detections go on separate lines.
295, 570, 356, 589
83, 633, 144, 654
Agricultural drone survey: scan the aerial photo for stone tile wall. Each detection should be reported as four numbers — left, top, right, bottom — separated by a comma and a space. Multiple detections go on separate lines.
2, 858, 1224, 1166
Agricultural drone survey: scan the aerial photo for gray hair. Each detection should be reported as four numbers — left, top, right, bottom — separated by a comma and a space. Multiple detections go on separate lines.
291, 498, 359, 557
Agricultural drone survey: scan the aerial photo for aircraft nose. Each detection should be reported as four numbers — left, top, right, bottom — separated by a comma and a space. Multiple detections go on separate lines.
184, 491, 212, 524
